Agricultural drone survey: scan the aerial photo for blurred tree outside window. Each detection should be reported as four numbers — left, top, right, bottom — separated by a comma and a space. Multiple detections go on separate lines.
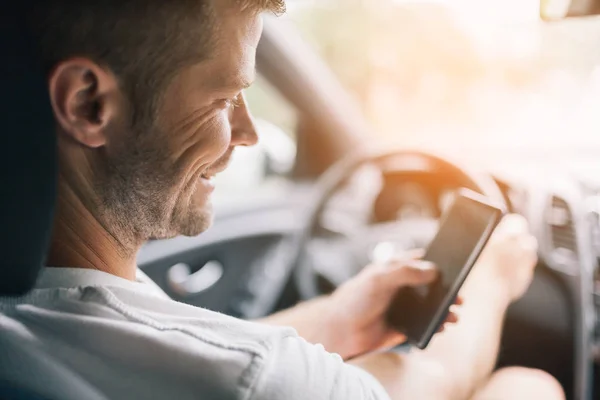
284, 0, 600, 167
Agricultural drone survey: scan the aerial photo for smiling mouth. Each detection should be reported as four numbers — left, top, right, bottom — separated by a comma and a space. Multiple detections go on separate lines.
200, 149, 234, 182
200, 166, 226, 182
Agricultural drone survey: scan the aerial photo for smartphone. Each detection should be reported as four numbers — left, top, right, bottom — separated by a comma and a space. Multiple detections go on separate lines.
386, 188, 505, 349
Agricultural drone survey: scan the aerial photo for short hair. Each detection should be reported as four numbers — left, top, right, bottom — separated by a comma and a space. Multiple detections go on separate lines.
28, 0, 285, 129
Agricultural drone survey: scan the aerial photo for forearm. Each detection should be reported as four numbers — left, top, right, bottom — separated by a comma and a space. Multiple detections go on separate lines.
350, 351, 451, 400
350, 279, 510, 400
411, 273, 512, 400
258, 296, 341, 352
350, 352, 409, 400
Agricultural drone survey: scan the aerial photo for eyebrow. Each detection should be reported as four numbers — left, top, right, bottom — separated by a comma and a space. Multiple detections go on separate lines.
238, 79, 253, 90
215, 66, 256, 92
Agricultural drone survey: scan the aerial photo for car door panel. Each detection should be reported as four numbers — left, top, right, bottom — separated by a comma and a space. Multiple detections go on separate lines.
139, 199, 307, 316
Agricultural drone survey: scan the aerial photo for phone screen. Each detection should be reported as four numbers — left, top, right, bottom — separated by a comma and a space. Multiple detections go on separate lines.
387, 190, 502, 349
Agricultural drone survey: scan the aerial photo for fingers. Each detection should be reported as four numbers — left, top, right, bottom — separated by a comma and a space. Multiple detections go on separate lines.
487, 213, 538, 263
403, 248, 425, 260
445, 311, 458, 324
370, 248, 436, 288
500, 213, 529, 231
495, 214, 529, 237
381, 259, 438, 287
436, 312, 459, 334
373, 246, 426, 264
486, 213, 537, 259
522, 235, 539, 253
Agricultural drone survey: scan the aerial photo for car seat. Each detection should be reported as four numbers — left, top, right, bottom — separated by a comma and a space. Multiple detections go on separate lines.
0, 6, 107, 400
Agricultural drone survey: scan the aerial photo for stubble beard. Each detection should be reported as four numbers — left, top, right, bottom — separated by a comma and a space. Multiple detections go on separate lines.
95, 124, 213, 252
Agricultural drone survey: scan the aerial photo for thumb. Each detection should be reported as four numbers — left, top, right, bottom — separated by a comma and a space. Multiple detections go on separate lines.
384, 260, 438, 287
496, 214, 529, 236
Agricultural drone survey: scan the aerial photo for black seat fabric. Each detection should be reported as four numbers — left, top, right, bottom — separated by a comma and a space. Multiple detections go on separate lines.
0, 6, 107, 400
0, 4, 56, 296
0, 381, 49, 400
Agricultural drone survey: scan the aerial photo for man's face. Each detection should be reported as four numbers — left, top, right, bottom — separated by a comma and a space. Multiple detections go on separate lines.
95, 7, 262, 241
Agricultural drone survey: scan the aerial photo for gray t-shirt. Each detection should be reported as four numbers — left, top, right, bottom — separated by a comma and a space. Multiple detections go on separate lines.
0, 268, 389, 400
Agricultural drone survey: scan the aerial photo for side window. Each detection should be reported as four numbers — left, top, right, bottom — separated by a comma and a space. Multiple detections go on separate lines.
213, 75, 298, 204
246, 75, 297, 139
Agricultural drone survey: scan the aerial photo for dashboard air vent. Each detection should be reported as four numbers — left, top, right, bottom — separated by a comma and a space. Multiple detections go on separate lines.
547, 196, 579, 272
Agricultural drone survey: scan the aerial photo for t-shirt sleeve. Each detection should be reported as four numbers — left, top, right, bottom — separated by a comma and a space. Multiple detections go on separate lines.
248, 335, 391, 400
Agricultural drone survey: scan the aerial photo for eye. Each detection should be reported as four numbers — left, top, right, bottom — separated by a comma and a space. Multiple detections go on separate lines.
223, 95, 242, 109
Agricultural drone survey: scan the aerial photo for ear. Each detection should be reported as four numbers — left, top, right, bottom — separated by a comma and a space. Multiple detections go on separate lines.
48, 58, 121, 148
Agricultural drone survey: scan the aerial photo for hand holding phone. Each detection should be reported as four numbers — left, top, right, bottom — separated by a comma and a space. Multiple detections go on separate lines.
468, 214, 538, 302
386, 188, 504, 349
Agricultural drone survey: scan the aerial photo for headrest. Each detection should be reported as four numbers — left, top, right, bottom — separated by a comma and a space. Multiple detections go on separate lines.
0, 7, 57, 295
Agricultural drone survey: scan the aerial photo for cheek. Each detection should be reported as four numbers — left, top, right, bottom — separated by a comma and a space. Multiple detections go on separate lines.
202, 114, 232, 156
169, 110, 232, 175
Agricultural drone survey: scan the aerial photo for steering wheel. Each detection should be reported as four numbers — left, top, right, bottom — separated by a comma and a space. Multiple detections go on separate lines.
293, 149, 508, 300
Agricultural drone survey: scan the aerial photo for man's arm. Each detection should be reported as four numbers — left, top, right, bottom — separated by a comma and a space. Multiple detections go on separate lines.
352, 215, 537, 400
348, 276, 512, 400
250, 334, 392, 400
261, 215, 536, 400
258, 296, 334, 350
259, 260, 445, 360
408, 273, 511, 399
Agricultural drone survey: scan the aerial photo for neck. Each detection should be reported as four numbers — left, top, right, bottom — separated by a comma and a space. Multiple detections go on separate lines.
47, 153, 142, 281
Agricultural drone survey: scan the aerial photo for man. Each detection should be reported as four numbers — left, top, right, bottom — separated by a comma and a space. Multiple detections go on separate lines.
0, 1, 564, 399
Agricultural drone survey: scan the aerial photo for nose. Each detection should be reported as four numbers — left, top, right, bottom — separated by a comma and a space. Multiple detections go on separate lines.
229, 92, 258, 147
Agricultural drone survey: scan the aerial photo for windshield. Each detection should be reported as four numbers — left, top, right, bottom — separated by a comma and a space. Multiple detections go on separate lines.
283, 1, 600, 169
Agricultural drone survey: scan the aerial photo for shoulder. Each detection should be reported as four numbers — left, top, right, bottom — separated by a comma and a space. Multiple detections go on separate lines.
1, 286, 389, 400
0, 286, 296, 399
